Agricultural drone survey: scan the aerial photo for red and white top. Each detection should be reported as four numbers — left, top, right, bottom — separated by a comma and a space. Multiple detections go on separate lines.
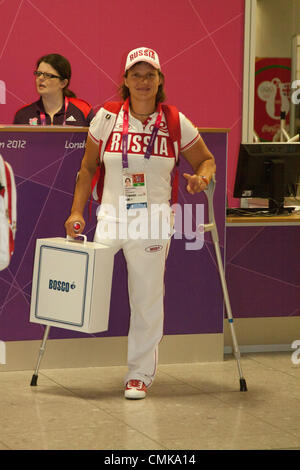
89, 106, 199, 222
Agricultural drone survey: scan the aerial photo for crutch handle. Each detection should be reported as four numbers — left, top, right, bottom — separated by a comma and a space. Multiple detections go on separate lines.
73, 222, 81, 232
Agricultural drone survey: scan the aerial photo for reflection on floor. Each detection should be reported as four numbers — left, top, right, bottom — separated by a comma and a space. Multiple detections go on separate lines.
0, 352, 300, 450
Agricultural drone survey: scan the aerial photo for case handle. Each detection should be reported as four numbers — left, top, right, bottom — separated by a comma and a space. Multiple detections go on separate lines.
66, 234, 87, 244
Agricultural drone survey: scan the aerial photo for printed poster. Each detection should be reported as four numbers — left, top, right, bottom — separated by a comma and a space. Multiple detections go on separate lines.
254, 57, 291, 142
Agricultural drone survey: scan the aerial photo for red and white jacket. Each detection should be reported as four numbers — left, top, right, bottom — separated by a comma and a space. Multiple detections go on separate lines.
88, 100, 199, 221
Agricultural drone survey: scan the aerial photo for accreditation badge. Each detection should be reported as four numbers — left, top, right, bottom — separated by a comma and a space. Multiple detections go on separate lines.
123, 172, 148, 212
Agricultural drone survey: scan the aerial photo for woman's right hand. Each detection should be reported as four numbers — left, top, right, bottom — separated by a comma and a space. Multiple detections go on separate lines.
64, 212, 85, 238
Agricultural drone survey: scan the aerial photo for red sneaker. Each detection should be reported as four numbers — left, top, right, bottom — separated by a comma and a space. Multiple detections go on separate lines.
125, 380, 147, 399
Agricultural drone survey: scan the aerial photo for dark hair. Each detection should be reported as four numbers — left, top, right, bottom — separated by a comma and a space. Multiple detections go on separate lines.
119, 63, 166, 104
36, 53, 76, 98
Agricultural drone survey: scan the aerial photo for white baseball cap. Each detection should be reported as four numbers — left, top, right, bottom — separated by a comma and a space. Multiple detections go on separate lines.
125, 47, 161, 72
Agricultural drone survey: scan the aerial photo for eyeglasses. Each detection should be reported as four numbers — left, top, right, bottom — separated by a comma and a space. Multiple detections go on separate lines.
33, 71, 61, 80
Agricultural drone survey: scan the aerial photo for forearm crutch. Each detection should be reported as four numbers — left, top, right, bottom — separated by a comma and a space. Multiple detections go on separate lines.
30, 325, 51, 386
201, 176, 247, 391
30, 225, 82, 387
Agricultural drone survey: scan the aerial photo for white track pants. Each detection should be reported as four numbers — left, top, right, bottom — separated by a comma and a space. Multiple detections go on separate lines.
94, 219, 171, 387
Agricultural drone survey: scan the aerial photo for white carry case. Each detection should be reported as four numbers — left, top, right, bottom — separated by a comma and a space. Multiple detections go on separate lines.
30, 236, 114, 333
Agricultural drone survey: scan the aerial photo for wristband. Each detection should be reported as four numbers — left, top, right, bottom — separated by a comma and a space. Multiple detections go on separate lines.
199, 175, 209, 186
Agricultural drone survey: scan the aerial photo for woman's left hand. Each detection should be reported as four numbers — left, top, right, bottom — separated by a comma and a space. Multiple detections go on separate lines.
183, 173, 208, 194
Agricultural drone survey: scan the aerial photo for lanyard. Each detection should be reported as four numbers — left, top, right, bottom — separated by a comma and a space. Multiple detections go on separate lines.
40, 96, 69, 126
121, 98, 162, 170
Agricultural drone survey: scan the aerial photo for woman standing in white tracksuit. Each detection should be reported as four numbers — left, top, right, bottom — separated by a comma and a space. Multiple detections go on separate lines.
65, 46, 216, 400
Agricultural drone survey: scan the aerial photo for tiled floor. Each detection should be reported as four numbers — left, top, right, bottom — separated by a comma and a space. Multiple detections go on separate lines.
0, 352, 300, 450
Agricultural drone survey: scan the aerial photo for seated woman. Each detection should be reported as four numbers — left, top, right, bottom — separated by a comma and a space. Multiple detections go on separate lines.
13, 53, 94, 126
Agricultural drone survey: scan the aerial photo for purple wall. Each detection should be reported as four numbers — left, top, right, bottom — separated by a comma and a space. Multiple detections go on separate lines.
226, 226, 300, 318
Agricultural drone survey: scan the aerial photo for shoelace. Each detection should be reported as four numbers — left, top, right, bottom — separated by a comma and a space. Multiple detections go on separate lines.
128, 380, 143, 389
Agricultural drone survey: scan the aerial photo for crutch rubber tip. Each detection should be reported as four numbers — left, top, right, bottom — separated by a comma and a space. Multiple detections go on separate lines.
240, 378, 248, 392
30, 374, 38, 386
